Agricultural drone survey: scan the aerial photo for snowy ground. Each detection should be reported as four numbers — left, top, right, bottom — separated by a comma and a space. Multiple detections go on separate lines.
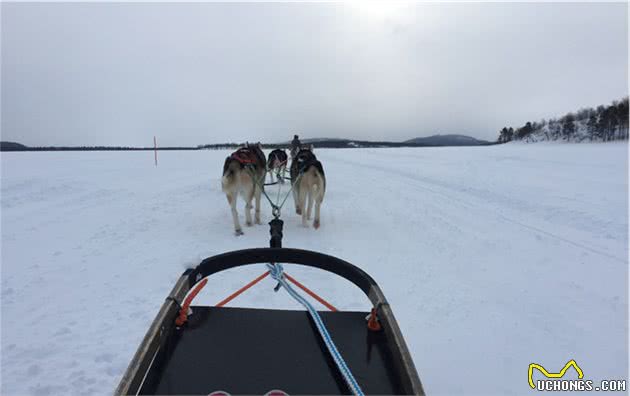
1, 144, 628, 395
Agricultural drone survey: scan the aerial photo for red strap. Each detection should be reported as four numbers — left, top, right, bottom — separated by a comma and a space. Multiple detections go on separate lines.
284, 273, 338, 312
231, 150, 256, 164
175, 269, 338, 327
216, 271, 270, 307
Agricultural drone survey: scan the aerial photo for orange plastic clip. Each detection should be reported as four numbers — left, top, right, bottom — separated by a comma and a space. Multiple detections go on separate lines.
367, 307, 381, 331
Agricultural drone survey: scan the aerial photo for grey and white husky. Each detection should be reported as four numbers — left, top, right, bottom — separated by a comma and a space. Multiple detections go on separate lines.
221, 143, 266, 235
289, 146, 326, 229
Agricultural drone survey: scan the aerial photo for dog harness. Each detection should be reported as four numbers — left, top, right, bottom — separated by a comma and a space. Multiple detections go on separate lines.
269, 149, 288, 166
295, 151, 321, 175
230, 148, 258, 165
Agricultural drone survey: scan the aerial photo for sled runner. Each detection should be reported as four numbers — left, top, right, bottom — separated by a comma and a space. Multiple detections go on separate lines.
115, 219, 425, 395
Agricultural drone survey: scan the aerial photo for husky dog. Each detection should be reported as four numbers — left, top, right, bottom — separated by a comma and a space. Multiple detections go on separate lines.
290, 145, 300, 161
221, 142, 266, 235
267, 149, 288, 184
289, 146, 325, 229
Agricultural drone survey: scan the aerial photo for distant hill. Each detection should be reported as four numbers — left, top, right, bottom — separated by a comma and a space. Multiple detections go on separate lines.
404, 134, 489, 146
274, 136, 493, 148
1, 141, 28, 151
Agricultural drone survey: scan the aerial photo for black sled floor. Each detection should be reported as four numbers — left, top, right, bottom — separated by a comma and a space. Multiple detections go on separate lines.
138, 306, 404, 395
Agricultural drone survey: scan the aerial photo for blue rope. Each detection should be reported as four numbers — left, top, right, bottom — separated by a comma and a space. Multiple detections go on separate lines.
266, 263, 364, 396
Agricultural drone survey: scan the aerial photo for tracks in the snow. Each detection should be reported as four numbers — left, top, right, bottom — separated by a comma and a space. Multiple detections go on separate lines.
323, 154, 627, 264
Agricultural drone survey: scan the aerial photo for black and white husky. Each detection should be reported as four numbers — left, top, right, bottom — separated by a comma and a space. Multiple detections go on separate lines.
221, 143, 266, 235
267, 149, 288, 184
289, 146, 326, 229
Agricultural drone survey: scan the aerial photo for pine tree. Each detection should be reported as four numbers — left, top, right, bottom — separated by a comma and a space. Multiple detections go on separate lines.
562, 114, 576, 140
501, 127, 509, 143
615, 98, 629, 139
587, 114, 599, 140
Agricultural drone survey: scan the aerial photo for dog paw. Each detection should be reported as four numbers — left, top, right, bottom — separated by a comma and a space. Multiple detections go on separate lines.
313, 220, 320, 229
235, 229, 244, 236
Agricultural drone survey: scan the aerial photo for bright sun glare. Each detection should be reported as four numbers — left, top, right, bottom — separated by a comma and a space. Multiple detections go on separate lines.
350, 1, 412, 21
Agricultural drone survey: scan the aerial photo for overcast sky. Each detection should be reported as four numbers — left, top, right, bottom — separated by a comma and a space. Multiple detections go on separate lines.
2, 2, 628, 146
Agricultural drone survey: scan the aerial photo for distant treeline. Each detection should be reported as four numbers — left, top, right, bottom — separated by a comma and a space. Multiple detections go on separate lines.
198, 139, 499, 150
2, 142, 435, 152
0, 142, 197, 152
196, 141, 437, 150
0, 136, 499, 152
0, 141, 456, 152
498, 97, 629, 143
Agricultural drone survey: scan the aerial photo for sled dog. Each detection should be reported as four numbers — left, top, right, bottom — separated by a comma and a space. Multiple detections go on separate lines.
221, 143, 266, 235
267, 148, 288, 184
289, 146, 325, 229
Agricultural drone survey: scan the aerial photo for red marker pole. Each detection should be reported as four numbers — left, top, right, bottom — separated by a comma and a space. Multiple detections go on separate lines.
154, 136, 158, 167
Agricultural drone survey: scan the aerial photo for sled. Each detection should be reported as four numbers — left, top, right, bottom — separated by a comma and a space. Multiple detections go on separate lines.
115, 220, 425, 395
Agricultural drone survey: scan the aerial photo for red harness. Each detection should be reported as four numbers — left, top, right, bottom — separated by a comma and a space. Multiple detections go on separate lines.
230, 149, 257, 165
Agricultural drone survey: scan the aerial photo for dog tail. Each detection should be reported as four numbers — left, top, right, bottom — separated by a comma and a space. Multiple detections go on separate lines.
222, 158, 239, 190
308, 162, 326, 201
316, 170, 326, 199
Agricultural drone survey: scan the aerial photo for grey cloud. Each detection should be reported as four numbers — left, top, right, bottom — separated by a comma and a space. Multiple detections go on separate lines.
1, 2, 627, 146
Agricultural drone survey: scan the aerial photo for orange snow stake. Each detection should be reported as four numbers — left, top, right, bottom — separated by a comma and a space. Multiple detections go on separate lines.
175, 278, 208, 326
